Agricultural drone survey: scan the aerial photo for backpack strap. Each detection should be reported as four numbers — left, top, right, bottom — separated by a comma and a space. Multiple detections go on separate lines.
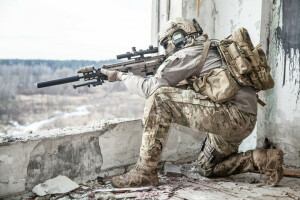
193, 39, 211, 77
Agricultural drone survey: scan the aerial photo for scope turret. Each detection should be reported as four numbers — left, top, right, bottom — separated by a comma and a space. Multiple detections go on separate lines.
117, 45, 158, 60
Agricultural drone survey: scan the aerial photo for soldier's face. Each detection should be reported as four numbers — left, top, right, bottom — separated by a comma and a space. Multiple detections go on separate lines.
162, 39, 176, 57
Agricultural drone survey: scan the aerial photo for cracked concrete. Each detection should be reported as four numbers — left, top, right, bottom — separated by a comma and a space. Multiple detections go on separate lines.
0, 119, 205, 198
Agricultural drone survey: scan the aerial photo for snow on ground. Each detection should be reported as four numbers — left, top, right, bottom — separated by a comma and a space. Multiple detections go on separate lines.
0, 105, 94, 136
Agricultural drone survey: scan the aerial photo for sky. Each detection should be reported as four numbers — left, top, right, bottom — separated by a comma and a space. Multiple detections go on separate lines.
0, 0, 152, 60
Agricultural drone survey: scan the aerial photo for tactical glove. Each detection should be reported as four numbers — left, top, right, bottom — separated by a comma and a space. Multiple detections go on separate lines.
101, 68, 124, 82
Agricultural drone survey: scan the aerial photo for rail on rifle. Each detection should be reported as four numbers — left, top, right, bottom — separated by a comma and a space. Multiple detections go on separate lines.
116, 45, 158, 60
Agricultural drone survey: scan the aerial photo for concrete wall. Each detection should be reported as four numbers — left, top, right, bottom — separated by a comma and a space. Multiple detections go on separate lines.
0, 119, 204, 198
257, 0, 300, 167
151, 0, 216, 50
151, 0, 262, 152
212, 0, 262, 152
151, 0, 300, 167
213, 0, 262, 44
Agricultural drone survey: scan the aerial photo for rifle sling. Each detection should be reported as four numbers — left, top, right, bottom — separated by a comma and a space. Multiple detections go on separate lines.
193, 39, 211, 77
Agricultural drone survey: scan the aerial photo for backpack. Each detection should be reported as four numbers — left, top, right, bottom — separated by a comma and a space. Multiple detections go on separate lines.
217, 28, 274, 91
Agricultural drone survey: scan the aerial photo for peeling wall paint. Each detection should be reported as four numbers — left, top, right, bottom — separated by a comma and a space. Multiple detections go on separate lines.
258, 0, 300, 167
277, 0, 300, 87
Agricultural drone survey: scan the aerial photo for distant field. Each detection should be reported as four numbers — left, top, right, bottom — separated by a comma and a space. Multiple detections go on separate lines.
0, 87, 145, 134
0, 59, 145, 134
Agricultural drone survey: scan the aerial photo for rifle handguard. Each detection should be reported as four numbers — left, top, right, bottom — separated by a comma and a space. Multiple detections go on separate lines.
77, 66, 95, 73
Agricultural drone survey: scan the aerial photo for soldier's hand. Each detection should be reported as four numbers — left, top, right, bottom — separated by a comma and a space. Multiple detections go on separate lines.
101, 68, 124, 82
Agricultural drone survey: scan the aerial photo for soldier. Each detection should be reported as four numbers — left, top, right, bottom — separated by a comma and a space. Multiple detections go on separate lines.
101, 18, 283, 188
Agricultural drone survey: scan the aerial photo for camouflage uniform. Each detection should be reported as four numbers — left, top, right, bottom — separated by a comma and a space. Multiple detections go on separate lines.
118, 41, 258, 177
141, 86, 256, 177
109, 35, 283, 187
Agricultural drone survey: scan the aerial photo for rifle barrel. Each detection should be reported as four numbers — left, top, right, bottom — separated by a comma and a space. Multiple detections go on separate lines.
36, 75, 80, 88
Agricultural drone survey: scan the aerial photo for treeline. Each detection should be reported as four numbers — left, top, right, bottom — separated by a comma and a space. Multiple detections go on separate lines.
0, 59, 125, 123
0, 59, 119, 70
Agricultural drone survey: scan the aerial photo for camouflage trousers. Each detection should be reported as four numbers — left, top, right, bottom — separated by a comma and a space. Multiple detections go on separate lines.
140, 87, 257, 177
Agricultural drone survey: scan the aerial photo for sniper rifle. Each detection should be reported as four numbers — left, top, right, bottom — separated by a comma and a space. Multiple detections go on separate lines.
36, 45, 165, 89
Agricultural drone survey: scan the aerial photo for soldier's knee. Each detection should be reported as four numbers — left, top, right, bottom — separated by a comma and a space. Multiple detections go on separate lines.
144, 88, 172, 118
145, 89, 164, 108
148, 87, 172, 104
146, 87, 181, 120
151, 87, 169, 97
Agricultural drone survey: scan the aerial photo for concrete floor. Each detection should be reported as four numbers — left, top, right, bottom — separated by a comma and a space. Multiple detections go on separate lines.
156, 173, 300, 200
16, 161, 300, 200
47, 173, 300, 200
21, 168, 300, 200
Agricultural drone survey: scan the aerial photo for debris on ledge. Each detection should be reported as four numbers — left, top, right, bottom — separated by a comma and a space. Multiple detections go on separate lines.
0, 118, 137, 144
22, 161, 300, 200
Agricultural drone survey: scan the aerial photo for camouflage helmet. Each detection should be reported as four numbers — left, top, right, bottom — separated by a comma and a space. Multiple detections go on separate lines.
158, 18, 197, 45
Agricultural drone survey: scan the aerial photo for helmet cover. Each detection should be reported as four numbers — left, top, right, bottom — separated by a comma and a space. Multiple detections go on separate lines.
158, 18, 197, 45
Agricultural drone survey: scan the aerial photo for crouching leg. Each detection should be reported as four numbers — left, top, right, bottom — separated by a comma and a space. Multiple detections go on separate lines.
111, 88, 175, 188
198, 140, 283, 186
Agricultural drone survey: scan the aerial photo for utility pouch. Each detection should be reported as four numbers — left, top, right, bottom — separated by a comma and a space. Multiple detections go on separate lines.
227, 42, 252, 74
192, 68, 240, 103
253, 48, 274, 89
218, 28, 275, 91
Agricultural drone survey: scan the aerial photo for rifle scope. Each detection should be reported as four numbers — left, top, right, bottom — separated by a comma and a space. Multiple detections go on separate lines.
116, 45, 158, 60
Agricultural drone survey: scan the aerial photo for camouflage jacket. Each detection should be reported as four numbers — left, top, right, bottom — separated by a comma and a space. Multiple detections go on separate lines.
121, 45, 257, 115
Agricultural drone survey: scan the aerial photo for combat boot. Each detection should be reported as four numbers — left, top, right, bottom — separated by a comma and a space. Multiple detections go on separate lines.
252, 149, 283, 186
111, 157, 159, 188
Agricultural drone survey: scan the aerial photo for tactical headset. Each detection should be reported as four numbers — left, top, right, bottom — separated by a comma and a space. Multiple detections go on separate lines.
162, 18, 203, 50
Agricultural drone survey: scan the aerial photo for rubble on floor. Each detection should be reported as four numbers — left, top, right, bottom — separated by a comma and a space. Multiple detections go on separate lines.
163, 162, 183, 177
21, 161, 300, 200
32, 175, 79, 196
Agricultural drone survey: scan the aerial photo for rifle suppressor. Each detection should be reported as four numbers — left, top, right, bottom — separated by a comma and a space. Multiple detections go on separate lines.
36, 75, 80, 88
